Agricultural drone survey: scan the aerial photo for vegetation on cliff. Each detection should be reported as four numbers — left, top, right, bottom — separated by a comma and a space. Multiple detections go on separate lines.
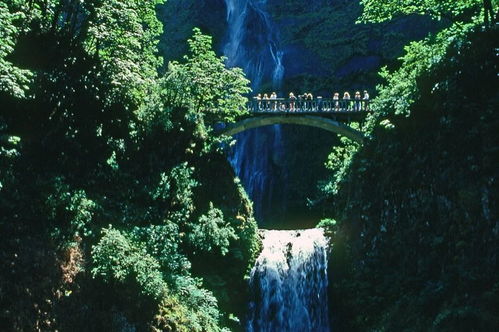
1, 0, 497, 330
322, 0, 498, 330
0, 1, 258, 330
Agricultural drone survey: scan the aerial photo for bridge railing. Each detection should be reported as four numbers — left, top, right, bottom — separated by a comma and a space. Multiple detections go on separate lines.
247, 98, 370, 113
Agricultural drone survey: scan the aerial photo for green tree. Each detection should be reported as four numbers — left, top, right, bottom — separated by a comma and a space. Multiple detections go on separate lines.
359, 0, 494, 24
188, 203, 238, 256
0, 1, 258, 329
0, 2, 32, 98
163, 28, 251, 123
86, 0, 164, 109
91, 226, 168, 299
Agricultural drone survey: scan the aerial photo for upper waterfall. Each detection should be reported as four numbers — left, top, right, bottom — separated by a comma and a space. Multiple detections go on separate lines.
223, 0, 284, 89
223, 0, 287, 222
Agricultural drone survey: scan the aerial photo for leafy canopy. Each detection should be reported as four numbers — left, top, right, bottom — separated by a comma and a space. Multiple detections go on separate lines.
91, 227, 168, 300
359, 0, 483, 23
86, 0, 164, 108
188, 203, 238, 256
0, 0, 259, 329
163, 28, 251, 123
0, 2, 32, 98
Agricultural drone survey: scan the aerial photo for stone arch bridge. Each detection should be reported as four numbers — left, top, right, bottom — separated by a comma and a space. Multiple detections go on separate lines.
221, 98, 371, 144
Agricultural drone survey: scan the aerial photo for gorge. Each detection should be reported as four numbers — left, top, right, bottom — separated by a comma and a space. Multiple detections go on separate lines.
0, 0, 497, 331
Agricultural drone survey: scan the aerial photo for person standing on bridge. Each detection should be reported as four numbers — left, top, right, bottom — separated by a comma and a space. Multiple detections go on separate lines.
333, 92, 340, 111
255, 93, 262, 112
306, 93, 313, 111
270, 92, 277, 111
343, 91, 351, 111
363, 90, 370, 111
289, 92, 297, 112
354, 91, 362, 111
297, 94, 304, 111
262, 93, 270, 111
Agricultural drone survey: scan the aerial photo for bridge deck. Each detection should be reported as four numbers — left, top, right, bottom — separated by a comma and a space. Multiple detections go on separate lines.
219, 98, 370, 142
248, 98, 371, 117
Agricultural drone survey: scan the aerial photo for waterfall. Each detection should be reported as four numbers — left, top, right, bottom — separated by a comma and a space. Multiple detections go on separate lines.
223, 0, 284, 89
223, 0, 285, 222
247, 229, 331, 331
222, 4, 331, 329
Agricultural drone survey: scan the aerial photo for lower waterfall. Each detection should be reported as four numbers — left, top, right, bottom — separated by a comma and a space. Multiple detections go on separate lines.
247, 228, 330, 332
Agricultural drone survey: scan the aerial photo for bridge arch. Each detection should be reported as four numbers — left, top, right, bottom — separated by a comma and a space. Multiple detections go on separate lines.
222, 115, 365, 143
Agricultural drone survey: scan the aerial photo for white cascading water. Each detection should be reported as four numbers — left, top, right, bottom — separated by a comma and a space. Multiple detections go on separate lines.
247, 229, 331, 331
223, 0, 285, 221
223, 2, 331, 330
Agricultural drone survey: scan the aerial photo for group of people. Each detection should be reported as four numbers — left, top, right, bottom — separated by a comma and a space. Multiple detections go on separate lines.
253, 90, 370, 112
332, 90, 370, 111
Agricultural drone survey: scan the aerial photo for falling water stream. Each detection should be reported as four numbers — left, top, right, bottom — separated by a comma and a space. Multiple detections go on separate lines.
222, 1, 331, 330
223, 0, 285, 221
247, 229, 330, 332
223, 0, 284, 89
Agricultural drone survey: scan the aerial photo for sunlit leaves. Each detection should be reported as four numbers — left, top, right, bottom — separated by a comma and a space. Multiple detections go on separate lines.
152, 163, 198, 224
86, 0, 164, 108
372, 22, 476, 118
359, 0, 482, 23
323, 136, 360, 196
188, 203, 238, 256
0, 2, 32, 98
1, 1, 257, 329
91, 226, 168, 299
163, 28, 251, 123
130, 223, 191, 275
45, 178, 97, 246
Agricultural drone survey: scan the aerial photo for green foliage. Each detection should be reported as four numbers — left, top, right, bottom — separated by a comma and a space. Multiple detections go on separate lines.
0, 2, 32, 98
163, 28, 251, 123
319, 1, 498, 330
132, 81, 174, 135
371, 21, 477, 120
188, 203, 238, 256
316, 218, 337, 228
45, 178, 96, 246
153, 289, 228, 332
171, 276, 225, 331
153, 295, 194, 332
323, 135, 360, 196
0, 1, 257, 330
91, 227, 168, 300
323, 20, 480, 201
359, 0, 482, 23
153, 162, 198, 224
325, 25, 499, 332
130, 223, 190, 276
86, 0, 164, 108
321, 2, 482, 202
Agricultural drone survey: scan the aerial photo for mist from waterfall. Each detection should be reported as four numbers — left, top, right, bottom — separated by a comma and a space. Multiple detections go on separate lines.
223, 0, 285, 222
247, 229, 331, 332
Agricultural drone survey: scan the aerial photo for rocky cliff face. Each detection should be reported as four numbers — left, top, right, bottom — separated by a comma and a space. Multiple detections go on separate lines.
159, 0, 440, 90
326, 28, 499, 331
